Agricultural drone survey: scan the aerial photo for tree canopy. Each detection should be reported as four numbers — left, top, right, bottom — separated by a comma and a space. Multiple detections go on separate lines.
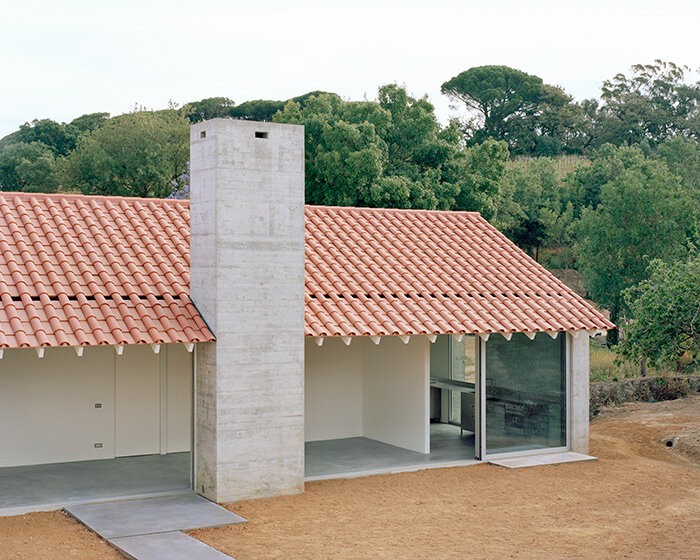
63, 109, 189, 198
441, 65, 582, 156
573, 148, 695, 344
619, 255, 700, 371
272, 85, 508, 213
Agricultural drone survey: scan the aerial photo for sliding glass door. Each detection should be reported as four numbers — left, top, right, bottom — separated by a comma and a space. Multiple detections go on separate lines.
482, 333, 567, 455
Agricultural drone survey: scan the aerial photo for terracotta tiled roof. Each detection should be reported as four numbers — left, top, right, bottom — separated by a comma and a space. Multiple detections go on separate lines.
0, 192, 214, 349
1, 193, 612, 349
305, 205, 614, 337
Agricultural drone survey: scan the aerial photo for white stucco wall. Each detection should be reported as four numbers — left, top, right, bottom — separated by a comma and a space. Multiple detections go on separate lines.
0, 344, 191, 468
304, 338, 363, 441
305, 336, 430, 454
363, 337, 430, 454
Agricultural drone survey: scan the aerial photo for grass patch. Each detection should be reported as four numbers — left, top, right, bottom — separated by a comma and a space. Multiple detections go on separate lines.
589, 342, 679, 382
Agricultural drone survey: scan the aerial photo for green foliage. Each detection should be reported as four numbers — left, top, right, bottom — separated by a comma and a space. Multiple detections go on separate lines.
63, 109, 189, 198
69, 113, 110, 134
273, 85, 504, 211
573, 150, 695, 344
619, 256, 700, 372
493, 158, 573, 261
184, 97, 235, 123
594, 60, 700, 147
230, 99, 286, 122
656, 136, 700, 193
564, 144, 645, 216
458, 139, 509, 217
441, 65, 582, 156
0, 141, 61, 192
1, 118, 79, 157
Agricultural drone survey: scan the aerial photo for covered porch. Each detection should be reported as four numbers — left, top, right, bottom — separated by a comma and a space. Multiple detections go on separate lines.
304, 329, 590, 480
0, 344, 194, 515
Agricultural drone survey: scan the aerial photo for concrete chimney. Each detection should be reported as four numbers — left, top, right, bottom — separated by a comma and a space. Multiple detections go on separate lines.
189, 119, 305, 502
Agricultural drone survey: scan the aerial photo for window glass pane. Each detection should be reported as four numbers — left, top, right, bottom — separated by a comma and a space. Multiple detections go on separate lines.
449, 335, 475, 425
485, 333, 566, 454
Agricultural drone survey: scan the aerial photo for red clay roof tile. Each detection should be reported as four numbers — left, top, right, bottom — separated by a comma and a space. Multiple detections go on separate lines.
0, 193, 612, 349
0, 192, 214, 349
304, 205, 614, 337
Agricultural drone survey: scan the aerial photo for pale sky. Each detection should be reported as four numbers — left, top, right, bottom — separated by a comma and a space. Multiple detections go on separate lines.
1, 0, 698, 138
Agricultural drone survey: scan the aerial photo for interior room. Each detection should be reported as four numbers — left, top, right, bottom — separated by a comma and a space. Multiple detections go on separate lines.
304, 335, 477, 480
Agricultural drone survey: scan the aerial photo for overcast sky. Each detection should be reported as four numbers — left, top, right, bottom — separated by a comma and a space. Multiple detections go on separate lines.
1, 0, 698, 138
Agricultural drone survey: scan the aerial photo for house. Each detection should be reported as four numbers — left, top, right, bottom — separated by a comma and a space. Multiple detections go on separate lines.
0, 119, 613, 511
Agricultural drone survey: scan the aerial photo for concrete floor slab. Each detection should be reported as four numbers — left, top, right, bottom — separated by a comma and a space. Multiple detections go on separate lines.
0, 453, 191, 515
110, 531, 234, 560
306, 423, 477, 480
489, 451, 597, 469
65, 493, 246, 539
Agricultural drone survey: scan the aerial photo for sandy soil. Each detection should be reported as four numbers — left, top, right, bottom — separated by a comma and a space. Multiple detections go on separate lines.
192, 395, 700, 560
0, 510, 121, 560
1, 396, 698, 560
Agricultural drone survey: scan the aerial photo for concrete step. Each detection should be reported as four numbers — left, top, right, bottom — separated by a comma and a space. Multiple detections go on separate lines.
489, 451, 597, 469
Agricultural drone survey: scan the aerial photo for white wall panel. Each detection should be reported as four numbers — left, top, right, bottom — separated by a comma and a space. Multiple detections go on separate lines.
0, 344, 192, 468
115, 345, 161, 457
0, 347, 115, 468
363, 337, 430, 454
304, 338, 363, 441
167, 344, 192, 452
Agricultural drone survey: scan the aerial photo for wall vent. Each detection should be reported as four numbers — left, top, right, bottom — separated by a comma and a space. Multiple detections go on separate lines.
255, 131, 268, 139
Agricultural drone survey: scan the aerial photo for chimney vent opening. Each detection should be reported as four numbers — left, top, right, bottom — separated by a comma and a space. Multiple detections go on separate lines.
200, 131, 207, 138
255, 131, 269, 139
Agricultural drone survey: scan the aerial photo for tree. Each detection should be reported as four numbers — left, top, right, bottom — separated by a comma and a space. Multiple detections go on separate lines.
619, 256, 700, 372
564, 144, 644, 217
229, 91, 338, 122
596, 60, 700, 146
573, 155, 694, 345
273, 86, 478, 210
0, 118, 80, 157
69, 112, 110, 134
493, 158, 573, 262
184, 97, 235, 123
441, 65, 582, 155
0, 141, 61, 192
656, 136, 700, 192
456, 139, 509, 217
63, 109, 189, 198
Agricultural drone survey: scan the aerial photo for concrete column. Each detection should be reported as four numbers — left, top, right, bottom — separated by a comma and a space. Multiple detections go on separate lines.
569, 332, 590, 454
190, 119, 305, 502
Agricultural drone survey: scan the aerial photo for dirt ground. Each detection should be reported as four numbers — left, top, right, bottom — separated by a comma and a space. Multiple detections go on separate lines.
192, 395, 700, 560
1, 396, 698, 560
0, 510, 121, 559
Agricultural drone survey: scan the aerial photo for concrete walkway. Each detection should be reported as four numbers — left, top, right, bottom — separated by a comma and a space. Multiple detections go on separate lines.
489, 451, 597, 469
66, 493, 245, 560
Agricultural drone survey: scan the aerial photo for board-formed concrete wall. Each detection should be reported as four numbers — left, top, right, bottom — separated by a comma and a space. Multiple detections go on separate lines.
570, 333, 590, 454
190, 119, 305, 502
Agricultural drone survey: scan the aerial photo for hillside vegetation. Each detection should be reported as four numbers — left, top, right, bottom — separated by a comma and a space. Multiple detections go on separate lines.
1, 60, 698, 374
